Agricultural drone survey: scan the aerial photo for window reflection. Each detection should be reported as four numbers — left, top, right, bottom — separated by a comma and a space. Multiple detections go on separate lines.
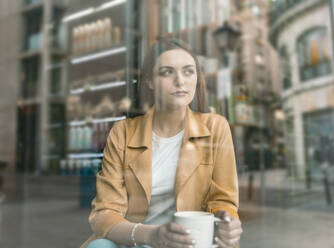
0, 0, 333, 247
297, 27, 331, 81
279, 46, 292, 90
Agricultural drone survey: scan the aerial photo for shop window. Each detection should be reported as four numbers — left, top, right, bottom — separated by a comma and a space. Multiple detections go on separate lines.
297, 27, 331, 82
279, 45, 292, 90
21, 56, 40, 98
304, 108, 334, 178
51, 7, 65, 50
23, 9, 43, 51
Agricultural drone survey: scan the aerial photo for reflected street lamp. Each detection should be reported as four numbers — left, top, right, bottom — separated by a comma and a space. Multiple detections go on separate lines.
213, 21, 241, 66
213, 21, 241, 119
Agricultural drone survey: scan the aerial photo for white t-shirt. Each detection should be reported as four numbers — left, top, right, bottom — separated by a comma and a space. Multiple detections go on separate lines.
144, 129, 184, 225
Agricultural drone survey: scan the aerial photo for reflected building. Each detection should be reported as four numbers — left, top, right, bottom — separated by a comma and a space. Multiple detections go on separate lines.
269, 0, 334, 180
227, 0, 282, 173
1, 0, 283, 177
0, 1, 21, 174
0, 0, 67, 175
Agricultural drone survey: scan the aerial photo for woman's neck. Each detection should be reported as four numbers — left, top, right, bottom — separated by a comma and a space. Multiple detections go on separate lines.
152, 107, 186, 138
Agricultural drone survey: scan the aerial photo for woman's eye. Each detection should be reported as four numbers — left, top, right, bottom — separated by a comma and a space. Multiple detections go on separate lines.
184, 69, 195, 76
159, 69, 173, 76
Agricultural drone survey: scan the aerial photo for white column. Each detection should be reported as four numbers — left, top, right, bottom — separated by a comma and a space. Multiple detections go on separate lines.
294, 98, 306, 179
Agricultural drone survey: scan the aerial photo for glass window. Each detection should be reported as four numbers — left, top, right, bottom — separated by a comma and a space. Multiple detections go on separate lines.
279, 45, 292, 90
21, 56, 40, 98
304, 108, 334, 178
23, 9, 43, 51
297, 27, 331, 82
2, 1, 334, 248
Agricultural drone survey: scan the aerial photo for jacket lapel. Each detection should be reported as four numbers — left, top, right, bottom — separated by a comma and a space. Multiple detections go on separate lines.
127, 108, 154, 204
174, 107, 211, 198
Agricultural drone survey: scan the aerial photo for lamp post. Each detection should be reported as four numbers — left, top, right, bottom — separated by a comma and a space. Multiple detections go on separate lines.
213, 21, 241, 67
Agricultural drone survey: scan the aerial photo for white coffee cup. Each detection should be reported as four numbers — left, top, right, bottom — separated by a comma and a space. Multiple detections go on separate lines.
173, 211, 221, 248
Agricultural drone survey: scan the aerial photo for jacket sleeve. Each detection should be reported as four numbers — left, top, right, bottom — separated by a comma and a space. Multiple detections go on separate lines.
206, 116, 239, 219
88, 120, 129, 238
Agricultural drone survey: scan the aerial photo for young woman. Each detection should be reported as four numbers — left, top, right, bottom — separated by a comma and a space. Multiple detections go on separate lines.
82, 39, 242, 248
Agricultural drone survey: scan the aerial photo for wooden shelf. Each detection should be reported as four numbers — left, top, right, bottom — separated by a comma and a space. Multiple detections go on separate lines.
68, 115, 126, 126
69, 81, 126, 95
70, 46, 126, 64
158, 22, 219, 39
67, 153, 103, 159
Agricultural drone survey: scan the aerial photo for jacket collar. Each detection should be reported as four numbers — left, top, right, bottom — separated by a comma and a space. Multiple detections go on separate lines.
126, 105, 212, 205
128, 106, 211, 149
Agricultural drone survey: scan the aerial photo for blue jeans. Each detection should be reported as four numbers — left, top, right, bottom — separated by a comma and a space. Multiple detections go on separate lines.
86, 239, 151, 248
86, 239, 119, 248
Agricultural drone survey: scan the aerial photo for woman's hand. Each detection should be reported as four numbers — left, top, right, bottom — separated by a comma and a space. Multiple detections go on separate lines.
214, 210, 243, 248
148, 222, 196, 248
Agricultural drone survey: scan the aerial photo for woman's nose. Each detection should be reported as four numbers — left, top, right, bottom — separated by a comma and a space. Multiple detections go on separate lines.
174, 71, 185, 86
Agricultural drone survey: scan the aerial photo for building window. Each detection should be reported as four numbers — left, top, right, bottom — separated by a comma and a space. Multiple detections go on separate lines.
304, 108, 334, 178
23, 9, 43, 51
297, 27, 331, 82
279, 46, 292, 90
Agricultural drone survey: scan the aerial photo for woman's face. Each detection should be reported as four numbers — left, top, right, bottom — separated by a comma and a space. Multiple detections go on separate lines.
151, 49, 198, 111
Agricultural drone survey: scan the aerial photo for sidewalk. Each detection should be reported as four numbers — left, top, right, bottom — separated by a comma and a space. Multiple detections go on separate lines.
238, 169, 334, 247
239, 202, 334, 248
0, 172, 333, 248
238, 169, 329, 208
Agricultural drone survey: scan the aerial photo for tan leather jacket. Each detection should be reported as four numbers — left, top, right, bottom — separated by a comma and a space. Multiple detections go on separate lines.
81, 107, 239, 247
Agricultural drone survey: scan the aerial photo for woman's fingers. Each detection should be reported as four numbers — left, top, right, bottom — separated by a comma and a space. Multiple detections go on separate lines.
217, 218, 242, 231
215, 216, 242, 248
218, 227, 243, 240
167, 222, 190, 235
217, 220, 243, 237
161, 223, 195, 247
215, 236, 240, 248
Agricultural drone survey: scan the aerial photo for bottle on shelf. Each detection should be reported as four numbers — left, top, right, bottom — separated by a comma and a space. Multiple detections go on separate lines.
68, 159, 75, 175
84, 125, 93, 150
113, 26, 121, 45
68, 126, 74, 150
76, 126, 84, 150
103, 18, 112, 47
96, 123, 102, 151
77, 25, 84, 54
75, 159, 82, 176
96, 19, 104, 50
82, 159, 93, 176
72, 27, 78, 55
83, 24, 90, 54
102, 122, 109, 149
92, 159, 101, 175
92, 123, 99, 151
91, 21, 98, 52
60, 159, 67, 175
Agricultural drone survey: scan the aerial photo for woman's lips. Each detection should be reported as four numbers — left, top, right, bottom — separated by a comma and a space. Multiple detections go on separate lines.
171, 91, 188, 96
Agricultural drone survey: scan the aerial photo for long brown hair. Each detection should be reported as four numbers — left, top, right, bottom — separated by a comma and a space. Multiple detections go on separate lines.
139, 38, 208, 113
